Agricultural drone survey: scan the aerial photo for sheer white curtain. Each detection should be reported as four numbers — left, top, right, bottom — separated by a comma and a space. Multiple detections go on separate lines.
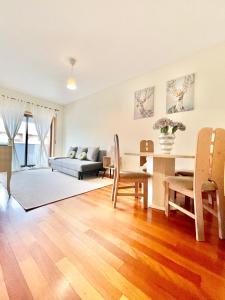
32, 106, 54, 168
0, 96, 26, 171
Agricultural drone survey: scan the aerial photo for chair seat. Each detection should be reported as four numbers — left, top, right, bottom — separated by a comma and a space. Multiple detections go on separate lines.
165, 176, 217, 198
120, 170, 149, 180
175, 169, 194, 177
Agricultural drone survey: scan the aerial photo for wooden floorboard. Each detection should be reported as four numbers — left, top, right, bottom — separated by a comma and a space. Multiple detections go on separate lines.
0, 185, 225, 299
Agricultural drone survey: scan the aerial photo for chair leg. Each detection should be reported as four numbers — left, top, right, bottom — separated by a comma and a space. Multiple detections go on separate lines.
193, 191, 205, 241
216, 189, 225, 239
113, 178, 119, 208
135, 182, 139, 198
111, 177, 116, 202
164, 182, 170, 217
143, 179, 148, 209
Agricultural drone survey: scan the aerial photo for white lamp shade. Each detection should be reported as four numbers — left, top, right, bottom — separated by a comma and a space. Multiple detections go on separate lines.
67, 77, 77, 90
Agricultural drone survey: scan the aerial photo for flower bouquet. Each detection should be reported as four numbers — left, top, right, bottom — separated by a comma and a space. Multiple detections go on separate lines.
153, 118, 186, 153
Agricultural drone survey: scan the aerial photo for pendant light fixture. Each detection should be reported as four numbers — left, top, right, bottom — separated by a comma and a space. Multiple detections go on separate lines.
67, 57, 77, 90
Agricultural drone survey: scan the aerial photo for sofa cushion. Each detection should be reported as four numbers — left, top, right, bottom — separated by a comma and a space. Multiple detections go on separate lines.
68, 150, 76, 158
78, 151, 87, 160
87, 147, 99, 161
67, 146, 77, 157
75, 147, 88, 159
98, 150, 107, 162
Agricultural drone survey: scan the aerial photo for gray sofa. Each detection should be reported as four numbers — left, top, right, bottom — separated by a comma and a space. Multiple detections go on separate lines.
49, 148, 106, 180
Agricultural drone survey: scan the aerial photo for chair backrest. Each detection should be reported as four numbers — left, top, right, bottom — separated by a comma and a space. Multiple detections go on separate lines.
194, 128, 214, 193
194, 127, 225, 193
114, 134, 120, 179
211, 128, 225, 194
140, 140, 154, 166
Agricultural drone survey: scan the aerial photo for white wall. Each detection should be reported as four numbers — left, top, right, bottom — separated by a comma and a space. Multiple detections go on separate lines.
63, 41, 225, 170
0, 86, 64, 156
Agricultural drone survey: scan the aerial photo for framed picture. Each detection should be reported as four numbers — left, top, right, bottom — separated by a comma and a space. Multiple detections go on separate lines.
166, 73, 195, 114
134, 86, 154, 120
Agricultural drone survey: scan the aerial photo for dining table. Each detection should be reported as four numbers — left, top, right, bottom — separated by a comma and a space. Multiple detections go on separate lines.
124, 152, 195, 210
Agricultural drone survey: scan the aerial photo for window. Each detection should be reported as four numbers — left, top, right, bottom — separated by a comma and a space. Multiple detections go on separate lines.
0, 114, 52, 167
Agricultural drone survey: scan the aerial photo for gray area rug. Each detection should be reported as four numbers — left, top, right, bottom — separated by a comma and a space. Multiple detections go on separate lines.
10, 169, 112, 210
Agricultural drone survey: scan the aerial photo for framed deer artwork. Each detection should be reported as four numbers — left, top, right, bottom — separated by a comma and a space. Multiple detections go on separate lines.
166, 73, 195, 114
134, 86, 154, 120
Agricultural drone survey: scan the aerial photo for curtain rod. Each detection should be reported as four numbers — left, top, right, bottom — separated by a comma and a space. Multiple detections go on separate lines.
1, 94, 60, 112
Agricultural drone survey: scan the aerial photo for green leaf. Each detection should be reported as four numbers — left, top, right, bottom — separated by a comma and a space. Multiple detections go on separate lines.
172, 126, 178, 134
161, 126, 169, 134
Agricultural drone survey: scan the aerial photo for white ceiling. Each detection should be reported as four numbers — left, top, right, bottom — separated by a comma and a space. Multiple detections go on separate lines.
1, 0, 225, 105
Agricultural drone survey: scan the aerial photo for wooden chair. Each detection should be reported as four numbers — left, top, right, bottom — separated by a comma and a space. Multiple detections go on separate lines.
112, 134, 149, 209
164, 128, 218, 241
140, 139, 193, 176
205, 128, 225, 239
175, 170, 194, 176
140, 140, 154, 172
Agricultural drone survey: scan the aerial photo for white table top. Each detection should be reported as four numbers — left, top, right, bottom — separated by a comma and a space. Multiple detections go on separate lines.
124, 152, 195, 159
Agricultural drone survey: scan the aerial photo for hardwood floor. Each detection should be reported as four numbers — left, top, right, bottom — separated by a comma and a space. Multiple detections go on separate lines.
0, 185, 225, 299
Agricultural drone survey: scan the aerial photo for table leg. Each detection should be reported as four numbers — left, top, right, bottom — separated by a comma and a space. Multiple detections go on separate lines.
152, 157, 175, 209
